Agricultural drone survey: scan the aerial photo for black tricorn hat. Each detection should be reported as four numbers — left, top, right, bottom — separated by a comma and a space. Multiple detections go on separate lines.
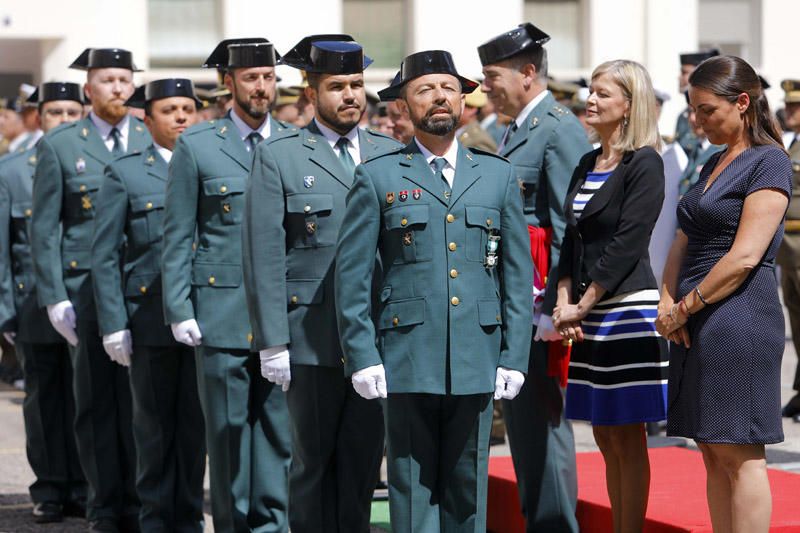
203, 38, 280, 69
280, 34, 373, 74
69, 48, 142, 72
679, 48, 720, 66
477, 23, 550, 66
27, 82, 84, 105
378, 50, 478, 101
124, 78, 202, 109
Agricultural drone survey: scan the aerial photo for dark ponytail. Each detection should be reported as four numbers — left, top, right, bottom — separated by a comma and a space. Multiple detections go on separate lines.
689, 55, 785, 151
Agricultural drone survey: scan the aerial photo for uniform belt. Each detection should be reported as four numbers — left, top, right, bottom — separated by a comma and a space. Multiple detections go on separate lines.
785, 219, 800, 233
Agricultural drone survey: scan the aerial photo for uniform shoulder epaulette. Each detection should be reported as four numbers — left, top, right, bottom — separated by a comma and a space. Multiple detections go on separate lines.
364, 128, 398, 142
0, 149, 27, 167
467, 146, 508, 162
362, 144, 406, 165
183, 120, 217, 136
264, 126, 301, 145
547, 104, 572, 120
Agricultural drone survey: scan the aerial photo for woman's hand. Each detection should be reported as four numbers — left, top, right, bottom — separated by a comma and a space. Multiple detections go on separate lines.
553, 304, 587, 328
556, 320, 584, 343
656, 303, 685, 337
665, 325, 691, 348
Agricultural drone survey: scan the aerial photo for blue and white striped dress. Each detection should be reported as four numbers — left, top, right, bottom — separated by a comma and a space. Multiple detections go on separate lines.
565, 171, 668, 425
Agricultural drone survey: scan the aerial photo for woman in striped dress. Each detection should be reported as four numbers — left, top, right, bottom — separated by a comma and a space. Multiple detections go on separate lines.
554, 59, 668, 532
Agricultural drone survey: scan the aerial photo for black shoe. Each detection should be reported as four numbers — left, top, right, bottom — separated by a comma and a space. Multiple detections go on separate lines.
32, 502, 63, 523
63, 499, 86, 518
88, 518, 119, 532
782, 394, 800, 418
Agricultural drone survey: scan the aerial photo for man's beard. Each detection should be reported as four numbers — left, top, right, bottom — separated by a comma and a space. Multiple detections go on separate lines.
317, 103, 362, 135
96, 99, 128, 123
417, 104, 459, 136
235, 92, 271, 121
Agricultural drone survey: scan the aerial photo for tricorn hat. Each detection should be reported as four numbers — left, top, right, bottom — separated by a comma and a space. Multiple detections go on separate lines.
377, 50, 478, 101
69, 48, 142, 72
280, 34, 372, 74
477, 23, 550, 66
124, 78, 202, 109
203, 38, 280, 69
679, 49, 720, 66
782, 79, 800, 103
27, 82, 84, 105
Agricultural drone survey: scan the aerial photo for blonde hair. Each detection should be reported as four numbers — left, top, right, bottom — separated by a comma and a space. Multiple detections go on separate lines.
590, 60, 661, 152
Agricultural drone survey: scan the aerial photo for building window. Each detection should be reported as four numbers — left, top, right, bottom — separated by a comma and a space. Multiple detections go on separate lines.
524, 0, 582, 69
698, 0, 761, 66
343, 0, 405, 69
148, 0, 222, 68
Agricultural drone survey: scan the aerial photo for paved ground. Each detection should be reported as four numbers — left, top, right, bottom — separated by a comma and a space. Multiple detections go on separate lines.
1, 307, 799, 530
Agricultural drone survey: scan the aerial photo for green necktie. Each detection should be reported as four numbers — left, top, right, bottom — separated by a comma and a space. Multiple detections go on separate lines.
336, 137, 356, 178
432, 157, 450, 199
110, 127, 124, 158
247, 131, 263, 156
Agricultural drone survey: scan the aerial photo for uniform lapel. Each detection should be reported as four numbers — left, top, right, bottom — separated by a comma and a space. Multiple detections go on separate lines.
500, 92, 553, 158
144, 145, 168, 181
305, 121, 352, 189
398, 142, 449, 207
127, 118, 150, 154
447, 144, 481, 207
216, 115, 251, 171
78, 117, 113, 166
358, 129, 382, 161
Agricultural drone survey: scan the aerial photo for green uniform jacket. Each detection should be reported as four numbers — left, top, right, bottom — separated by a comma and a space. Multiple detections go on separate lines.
678, 140, 724, 196
0, 149, 62, 343
335, 141, 533, 395
500, 92, 591, 314
91, 145, 177, 346
458, 121, 498, 153
31, 116, 151, 316
243, 122, 401, 366
675, 109, 698, 157
161, 114, 290, 350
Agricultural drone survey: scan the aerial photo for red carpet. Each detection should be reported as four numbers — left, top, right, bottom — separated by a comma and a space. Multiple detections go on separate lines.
487, 448, 800, 532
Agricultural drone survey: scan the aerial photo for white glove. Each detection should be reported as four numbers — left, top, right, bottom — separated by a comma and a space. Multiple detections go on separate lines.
3, 332, 15, 345
352, 364, 387, 400
494, 367, 525, 400
170, 319, 203, 347
102, 329, 133, 367
47, 300, 78, 346
259, 345, 291, 391
534, 314, 563, 342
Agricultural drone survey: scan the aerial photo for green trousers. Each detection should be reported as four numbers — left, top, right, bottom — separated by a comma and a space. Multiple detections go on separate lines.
502, 337, 578, 532
17, 341, 85, 505
129, 344, 205, 532
384, 393, 493, 533
71, 318, 138, 522
195, 346, 291, 533
286, 364, 384, 533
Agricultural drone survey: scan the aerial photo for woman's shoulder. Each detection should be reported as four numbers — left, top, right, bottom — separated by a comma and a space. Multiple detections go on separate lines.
623, 145, 664, 173
749, 143, 790, 163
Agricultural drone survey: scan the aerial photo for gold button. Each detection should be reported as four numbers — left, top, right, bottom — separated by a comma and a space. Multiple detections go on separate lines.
69, 260, 78, 268
392, 316, 399, 326
24, 209, 32, 217
446, 213, 455, 223
145, 202, 153, 209
450, 269, 458, 278
208, 276, 216, 285
79, 185, 87, 192
304, 205, 311, 213
496, 315, 502, 321
247, 333, 253, 343
451, 296, 460, 306
219, 185, 228, 193
139, 286, 147, 294
17, 282, 24, 289
486, 218, 493, 226
291, 295, 298, 304
400, 218, 408, 227
448, 242, 457, 251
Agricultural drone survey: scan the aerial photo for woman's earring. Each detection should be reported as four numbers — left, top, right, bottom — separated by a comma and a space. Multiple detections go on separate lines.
623, 116, 629, 130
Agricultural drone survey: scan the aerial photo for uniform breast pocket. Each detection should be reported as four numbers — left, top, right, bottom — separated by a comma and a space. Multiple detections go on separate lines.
383, 204, 431, 264
202, 176, 247, 226
129, 195, 165, 245
65, 176, 102, 219
285, 193, 334, 248
516, 165, 541, 214
465, 205, 501, 263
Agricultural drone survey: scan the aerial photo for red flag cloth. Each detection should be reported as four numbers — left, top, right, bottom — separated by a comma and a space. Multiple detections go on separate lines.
528, 225, 571, 387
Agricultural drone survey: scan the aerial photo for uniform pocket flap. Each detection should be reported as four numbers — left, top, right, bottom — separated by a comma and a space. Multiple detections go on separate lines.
285, 193, 333, 215
379, 297, 425, 330
465, 205, 501, 230
191, 262, 242, 287
62, 248, 92, 271
201, 177, 247, 196
129, 195, 165, 212
286, 278, 325, 305
65, 176, 102, 193
125, 271, 162, 296
10, 202, 32, 218
383, 204, 429, 230
478, 298, 502, 326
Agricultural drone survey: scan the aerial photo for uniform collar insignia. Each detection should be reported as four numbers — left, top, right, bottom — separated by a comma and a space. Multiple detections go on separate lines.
81, 127, 89, 138
219, 125, 227, 135
135, 125, 144, 132
146, 154, 155, 164
28, 155, 36, 165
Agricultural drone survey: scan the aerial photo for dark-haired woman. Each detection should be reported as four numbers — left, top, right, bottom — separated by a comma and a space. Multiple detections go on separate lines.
657, 55, 792, 532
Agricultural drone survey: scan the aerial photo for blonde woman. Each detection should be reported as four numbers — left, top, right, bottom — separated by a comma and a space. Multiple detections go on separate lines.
554, 60, 667, 532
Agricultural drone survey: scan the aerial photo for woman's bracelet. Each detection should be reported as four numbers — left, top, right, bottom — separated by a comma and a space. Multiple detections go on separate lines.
694, 286, 709, 305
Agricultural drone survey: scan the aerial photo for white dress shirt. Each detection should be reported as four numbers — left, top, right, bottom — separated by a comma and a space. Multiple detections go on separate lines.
313, 119, 362, 165
154, 143, 172, 164
414, 137, 459, 188
90, 113, 130, 153
230, 109, 271, 151
514, 89, 550, 128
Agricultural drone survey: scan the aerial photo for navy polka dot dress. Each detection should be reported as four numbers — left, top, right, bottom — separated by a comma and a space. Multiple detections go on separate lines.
667, 144, 793, 444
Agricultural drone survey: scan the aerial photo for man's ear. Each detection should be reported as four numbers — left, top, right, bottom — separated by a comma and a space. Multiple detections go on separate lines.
304, 85, 317, 106
224, 72, 235, 95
